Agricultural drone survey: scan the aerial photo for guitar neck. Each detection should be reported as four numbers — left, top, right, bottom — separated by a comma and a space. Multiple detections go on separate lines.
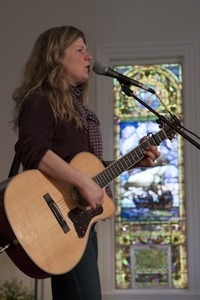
93, 126, 169, 188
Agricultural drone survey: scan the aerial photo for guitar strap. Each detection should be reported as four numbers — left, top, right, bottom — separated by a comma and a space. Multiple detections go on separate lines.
8, 153, 21, 178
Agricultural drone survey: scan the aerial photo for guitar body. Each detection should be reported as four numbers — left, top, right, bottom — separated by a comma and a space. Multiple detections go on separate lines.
0, 152, 115, 278
0, 184, 49, 279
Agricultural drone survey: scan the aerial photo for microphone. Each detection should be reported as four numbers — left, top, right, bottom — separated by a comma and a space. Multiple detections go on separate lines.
92, 62, 156, 94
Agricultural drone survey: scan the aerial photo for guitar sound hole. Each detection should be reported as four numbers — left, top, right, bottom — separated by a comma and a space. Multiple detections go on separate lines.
71, 187, 89, 208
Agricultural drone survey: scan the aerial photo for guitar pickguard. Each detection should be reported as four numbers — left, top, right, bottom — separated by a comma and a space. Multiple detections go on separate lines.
68, 206, 103, 238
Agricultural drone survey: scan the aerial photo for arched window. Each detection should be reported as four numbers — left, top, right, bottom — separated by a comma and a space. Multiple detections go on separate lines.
113, 63, 187, 289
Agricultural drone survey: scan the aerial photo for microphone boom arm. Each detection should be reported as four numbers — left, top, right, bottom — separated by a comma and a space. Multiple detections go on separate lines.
121, 85, 200, 150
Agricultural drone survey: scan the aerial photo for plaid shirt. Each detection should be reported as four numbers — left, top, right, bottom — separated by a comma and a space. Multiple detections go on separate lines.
72, 86, 113, 198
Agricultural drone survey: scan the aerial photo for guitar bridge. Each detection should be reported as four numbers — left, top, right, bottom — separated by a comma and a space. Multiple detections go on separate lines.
43, 193, 70, 234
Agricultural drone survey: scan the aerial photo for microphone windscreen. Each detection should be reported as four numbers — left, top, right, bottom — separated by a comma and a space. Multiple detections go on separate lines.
92, 62, 108, 75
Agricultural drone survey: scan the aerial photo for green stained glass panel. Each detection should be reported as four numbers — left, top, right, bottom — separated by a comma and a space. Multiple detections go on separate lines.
131, 246, 171, 288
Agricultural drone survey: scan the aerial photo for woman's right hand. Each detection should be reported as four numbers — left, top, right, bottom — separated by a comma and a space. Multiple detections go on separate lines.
38, 150, 104, 210
76, 174, 104, 210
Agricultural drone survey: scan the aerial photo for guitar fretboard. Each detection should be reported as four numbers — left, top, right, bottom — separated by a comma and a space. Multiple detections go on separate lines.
93, 120, 177, 188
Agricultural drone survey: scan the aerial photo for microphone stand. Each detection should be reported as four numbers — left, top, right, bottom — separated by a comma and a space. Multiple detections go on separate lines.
121, 84, 200, 150
34, 278, 38, 300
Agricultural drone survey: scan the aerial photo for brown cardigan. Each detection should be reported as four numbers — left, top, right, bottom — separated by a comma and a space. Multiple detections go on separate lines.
15, 94, 89, 169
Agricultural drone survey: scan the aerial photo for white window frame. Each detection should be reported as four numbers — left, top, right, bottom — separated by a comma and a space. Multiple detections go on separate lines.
95, 41, 200, 300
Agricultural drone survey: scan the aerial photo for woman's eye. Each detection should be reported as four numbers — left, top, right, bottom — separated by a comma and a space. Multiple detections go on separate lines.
78, 47, 86, 53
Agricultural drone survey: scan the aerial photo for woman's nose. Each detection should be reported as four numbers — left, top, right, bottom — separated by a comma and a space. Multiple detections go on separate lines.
86, 51, 92, 61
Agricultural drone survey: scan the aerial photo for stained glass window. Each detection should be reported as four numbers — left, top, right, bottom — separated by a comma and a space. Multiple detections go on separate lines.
113, 64, 188, 289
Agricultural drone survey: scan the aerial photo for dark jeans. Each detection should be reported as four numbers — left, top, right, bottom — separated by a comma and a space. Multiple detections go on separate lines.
51, 225, 102, 300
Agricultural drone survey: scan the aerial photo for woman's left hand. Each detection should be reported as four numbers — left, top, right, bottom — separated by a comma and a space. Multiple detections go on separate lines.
137, 145, 161, 168
135, 137, 161, 168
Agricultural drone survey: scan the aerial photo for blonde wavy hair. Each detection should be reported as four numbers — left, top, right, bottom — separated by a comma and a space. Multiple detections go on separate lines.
13, 26, 89, 128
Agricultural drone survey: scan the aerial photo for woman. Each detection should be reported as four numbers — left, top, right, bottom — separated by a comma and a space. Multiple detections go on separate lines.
13, 26, 160, 300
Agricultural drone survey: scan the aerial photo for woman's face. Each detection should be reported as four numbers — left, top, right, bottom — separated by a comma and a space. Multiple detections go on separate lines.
60, 37, 92, 86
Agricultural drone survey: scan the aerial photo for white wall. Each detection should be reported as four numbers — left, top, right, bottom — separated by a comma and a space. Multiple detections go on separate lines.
0, 1, 200, 299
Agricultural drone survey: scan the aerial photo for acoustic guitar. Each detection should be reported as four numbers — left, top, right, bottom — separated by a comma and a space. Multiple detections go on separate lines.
0, 116, 179, 279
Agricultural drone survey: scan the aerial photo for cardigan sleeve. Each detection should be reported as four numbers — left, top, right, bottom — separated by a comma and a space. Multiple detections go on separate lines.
15, 95, 55, 169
